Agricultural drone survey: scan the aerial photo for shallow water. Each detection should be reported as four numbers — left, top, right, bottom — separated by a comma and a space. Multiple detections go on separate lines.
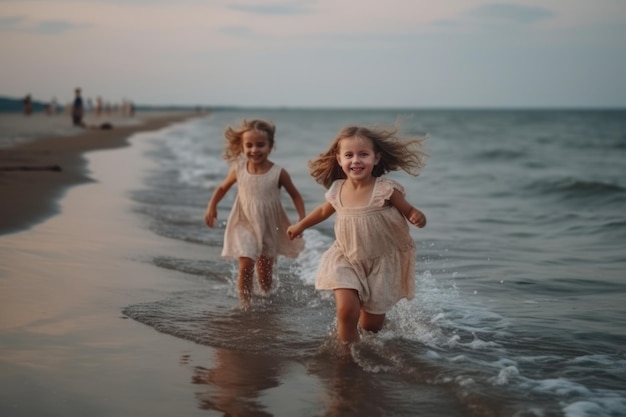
122, 109, 626, 416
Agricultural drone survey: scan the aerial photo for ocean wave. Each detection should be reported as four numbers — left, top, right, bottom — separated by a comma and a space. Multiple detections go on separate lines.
473, 149, 527, 162
524, 177, 626, 201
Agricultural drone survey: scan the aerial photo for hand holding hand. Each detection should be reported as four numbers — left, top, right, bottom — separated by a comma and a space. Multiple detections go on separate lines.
286, 224, 301, 240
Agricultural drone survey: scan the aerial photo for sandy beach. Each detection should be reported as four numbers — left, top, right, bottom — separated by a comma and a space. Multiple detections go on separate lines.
0, 111, 200, 234
0, 113, 207, 416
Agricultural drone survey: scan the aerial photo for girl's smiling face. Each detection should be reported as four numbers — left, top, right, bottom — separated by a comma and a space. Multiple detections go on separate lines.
242, 130, 272, 165
336, 136, 381, 181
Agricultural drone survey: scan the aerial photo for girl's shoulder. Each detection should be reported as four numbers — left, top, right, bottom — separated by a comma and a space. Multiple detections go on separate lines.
270, 161, 283, 173
372, 177, 405, 206
233, 157, 247, 171
324, 179, 344, 204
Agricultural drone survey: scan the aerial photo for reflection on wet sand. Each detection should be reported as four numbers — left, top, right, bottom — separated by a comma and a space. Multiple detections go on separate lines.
190, 350, 281, 416
309, 338, 467, 417
313, 356, 388, 417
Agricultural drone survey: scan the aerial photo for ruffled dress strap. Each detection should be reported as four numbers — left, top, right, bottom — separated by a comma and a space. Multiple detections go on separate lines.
371, 177, 405, 207
267, 162, 281, 183
234, 157, 247, 178
324, 180, 344, 208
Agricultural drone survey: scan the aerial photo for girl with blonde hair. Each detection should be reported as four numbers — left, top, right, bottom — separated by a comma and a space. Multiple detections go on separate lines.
288, 124, 427, 344
206, 119, 305, 307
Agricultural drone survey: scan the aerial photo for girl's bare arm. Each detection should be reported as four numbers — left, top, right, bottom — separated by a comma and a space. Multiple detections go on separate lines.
204, 166, 237, 228
287, 202, 335, 239
389, 189, 427, 228
279, 168, 306, 220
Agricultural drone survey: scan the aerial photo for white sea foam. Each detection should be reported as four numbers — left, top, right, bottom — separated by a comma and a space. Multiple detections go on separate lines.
563, 395, 626, 417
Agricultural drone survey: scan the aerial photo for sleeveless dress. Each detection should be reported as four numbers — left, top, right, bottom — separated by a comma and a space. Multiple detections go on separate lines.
315, 177, 416, 314
222, 159, 304, 260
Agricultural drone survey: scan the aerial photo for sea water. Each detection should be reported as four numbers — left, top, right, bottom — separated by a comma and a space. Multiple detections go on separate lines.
121, 109, 626, 417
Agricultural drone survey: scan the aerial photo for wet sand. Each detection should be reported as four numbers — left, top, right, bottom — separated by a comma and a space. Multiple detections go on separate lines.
0, 112, 210, 416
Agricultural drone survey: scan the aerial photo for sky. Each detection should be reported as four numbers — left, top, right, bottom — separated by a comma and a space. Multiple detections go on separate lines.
1, 0, 625, 108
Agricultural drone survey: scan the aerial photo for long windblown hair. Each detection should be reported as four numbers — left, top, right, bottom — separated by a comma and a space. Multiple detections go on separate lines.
222, 119, 276, 162
308, 125, 428, 188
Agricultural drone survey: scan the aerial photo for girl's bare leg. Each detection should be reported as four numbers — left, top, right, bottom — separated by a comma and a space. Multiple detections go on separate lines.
238, 257, 255, 306
333, 289, 361, 344
256, 255, 274, 293
359, 310, 386, 333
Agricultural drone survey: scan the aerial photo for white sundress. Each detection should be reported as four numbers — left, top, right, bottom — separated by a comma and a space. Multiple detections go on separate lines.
315, 177, 417, 314
221, 159, 304, 260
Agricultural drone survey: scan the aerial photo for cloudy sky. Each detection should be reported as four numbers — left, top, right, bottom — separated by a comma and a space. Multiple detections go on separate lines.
1, 0, 625, 108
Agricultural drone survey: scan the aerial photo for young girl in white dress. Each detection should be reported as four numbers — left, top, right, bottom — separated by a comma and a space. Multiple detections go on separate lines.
287, 125, 427, 344
205, 119, 305, 307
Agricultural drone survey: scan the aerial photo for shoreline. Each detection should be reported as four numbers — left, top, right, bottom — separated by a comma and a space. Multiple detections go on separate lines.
0, 118, 326, 417
0, 111, 203, 235
0, 131, 220, 416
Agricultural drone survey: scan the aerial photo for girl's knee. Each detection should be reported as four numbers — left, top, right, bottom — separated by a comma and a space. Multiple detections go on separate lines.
237, 258, 255, 303
335, 296, 361, 326
239, 257, 255, 276
256, 256, 273, 290
256, 256, 273, 274
336, 303, 359, 323
360, 312, 386, 333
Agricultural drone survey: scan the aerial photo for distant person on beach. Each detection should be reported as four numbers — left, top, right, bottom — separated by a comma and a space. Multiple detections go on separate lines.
23, 94, 33, 115
72, 88, 85, 127
287, 125, 428, 346
204, 119, 306, 307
